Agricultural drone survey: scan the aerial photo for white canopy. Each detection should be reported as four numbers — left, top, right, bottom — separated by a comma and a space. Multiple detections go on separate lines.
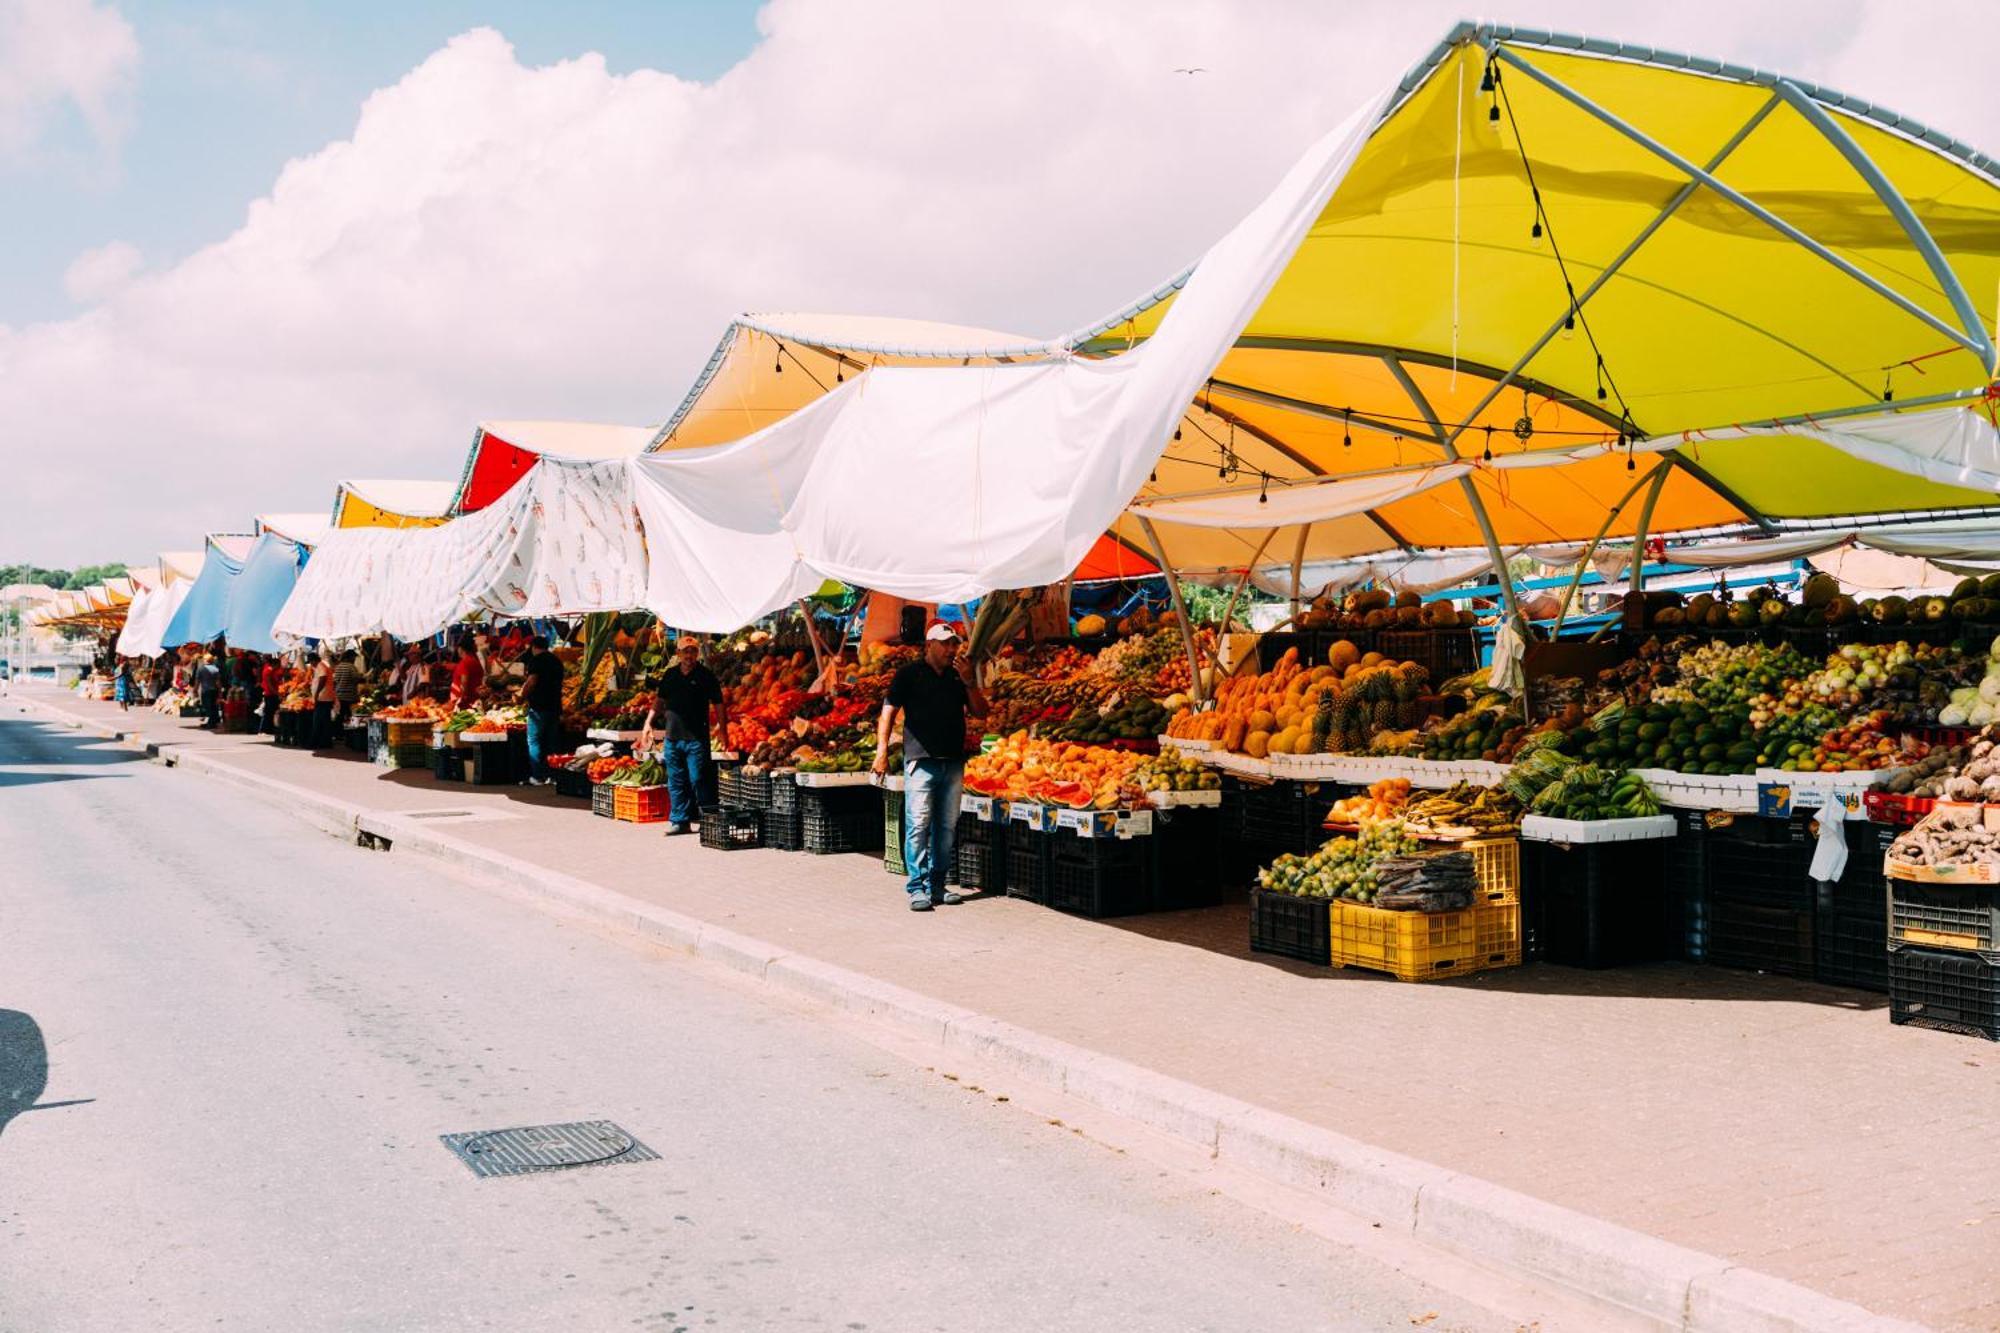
273, 457, 645, 643
115, 581, 193, 659
630, 92, 1390, 631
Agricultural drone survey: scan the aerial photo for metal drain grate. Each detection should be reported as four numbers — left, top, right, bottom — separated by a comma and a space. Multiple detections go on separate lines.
440, 1120, 658, 1178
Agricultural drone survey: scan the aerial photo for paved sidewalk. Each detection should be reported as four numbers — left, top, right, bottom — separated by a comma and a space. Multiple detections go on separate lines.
20, 687, 1999, 1330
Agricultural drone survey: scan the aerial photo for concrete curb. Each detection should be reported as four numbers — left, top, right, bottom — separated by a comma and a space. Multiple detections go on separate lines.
14, 694, 1930, 1333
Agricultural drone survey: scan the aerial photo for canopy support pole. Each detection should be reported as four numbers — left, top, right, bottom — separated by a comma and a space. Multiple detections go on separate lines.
1289, 524, 1312, 621
1493, 47, 1986, 360
1550, 468, 1658, 639
1457, 476, 1526, 633
1628, 465, 1672, 597
1137, 516, 1206, 703
1772, 79, 1993, 370
1438, 91, 1782, 450
1211, 528, 1280, 677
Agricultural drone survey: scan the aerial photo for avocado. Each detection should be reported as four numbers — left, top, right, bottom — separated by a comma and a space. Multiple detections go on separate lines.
1982, 573, 2000, 599
1953, 576, 1982, 602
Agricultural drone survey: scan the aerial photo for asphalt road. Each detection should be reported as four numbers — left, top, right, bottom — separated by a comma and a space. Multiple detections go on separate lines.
0, 712, 1518, 1333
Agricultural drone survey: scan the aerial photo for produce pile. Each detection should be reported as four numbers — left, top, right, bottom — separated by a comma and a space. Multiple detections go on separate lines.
1257, 820, 1424, 902
1502, 747, 1660, 819
1166, 643, 1429, 756
1876, 730, 1997, 801
1326, 778, 1412, 826
1398, 784, 1522, 837
1373, 849, 1479, 911
1129, 747, 1222, 795
963, 734, 1149, 809
1889, 804, 2000, 872
1296, 587, 1477, 633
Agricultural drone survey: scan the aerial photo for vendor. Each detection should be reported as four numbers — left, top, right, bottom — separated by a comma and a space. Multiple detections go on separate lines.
448, 641, 484, 709
874, 621, 988, 911
393, 643, 427, 704
639, 636, 728, 835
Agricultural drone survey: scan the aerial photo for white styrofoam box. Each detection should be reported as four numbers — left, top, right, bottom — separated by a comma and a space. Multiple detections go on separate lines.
1145, 789, 1224, 808
1269, 753, 1347, 780
794, 771, 872, 788
1521, 813, 1679, 844
870, 772, 906, 792
1630, 768, 1760, 813
586, 728, 644, 741
457, 731, 509, 744
1161, 735, 1209, 752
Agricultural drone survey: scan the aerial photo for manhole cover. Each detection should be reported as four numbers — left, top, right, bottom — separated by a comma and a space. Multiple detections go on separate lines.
440, 1120, 658, 1178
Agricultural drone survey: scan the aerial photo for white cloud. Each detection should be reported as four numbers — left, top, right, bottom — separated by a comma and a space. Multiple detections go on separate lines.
1, 0, 1995, 562
61, 237, 139, 302
0, 0, 138, 159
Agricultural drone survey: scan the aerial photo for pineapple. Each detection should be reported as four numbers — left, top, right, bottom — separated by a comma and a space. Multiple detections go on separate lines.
1370, 698, 1397, 735
1396, 698, 1420, 729
1310, 692, 1334, 752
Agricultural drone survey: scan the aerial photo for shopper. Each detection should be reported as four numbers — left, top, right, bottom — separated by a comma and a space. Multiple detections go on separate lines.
639, 636, 728, 835
332, 649, 360, 728
874, 622, 988, 910
448, 641, 484, 710
196, 652, 222, 728
260, 652, 284, 732
114, 661, 133, 711
516, 635, 565, 785
309, 652, 336, 748
240, 652, 262, 722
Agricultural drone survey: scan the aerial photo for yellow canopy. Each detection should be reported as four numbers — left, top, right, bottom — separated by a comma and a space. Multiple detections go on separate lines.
331, 479, 455, 529
1078, 24, 1999, 570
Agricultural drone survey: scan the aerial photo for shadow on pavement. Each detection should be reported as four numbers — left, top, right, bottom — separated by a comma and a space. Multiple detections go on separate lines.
1100, 898, 1891, 1008
0, 1010, 49, 1139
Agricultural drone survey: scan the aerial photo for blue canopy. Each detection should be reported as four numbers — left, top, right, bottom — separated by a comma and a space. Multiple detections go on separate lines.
221, 533, 310, 654
161, 538, 250, 648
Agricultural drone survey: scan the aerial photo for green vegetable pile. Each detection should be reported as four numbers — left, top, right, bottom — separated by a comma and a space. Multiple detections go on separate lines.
1502, 747, 1659, 819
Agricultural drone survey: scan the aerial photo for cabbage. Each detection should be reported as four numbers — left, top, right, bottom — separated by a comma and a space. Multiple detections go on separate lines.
1973, 703, 1997, 727
1980, 674, 2000, 706
1941, 704, 1970, 727
1952, 686, 1981, 709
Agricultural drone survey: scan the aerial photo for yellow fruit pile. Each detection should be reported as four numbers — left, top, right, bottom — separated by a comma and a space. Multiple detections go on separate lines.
1165, 641, 1424, 756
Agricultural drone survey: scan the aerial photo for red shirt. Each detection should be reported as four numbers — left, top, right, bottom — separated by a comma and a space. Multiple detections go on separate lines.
261, 663, 282, 693
449, 656, 483, 704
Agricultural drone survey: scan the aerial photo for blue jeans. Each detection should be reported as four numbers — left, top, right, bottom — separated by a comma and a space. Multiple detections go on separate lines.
903, 757, 965, 901
662, 738, 708, 825
525, 707, 559, 779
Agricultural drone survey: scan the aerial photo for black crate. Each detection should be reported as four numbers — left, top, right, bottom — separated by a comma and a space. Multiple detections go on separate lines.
769, 775, 800, 813
1377, 627, 1479, 684
1890, 947, 2000, 1039
1238, 780, 1329, 860
1526, 840, 1679, 969
800, 786, 881, 856
1044, 828, 1154, 918
468, 741, 516, 786
1250, 888, 1330, 965
1151, 806, 1229, 911
591, 783, 616, 818
699, 806, 763, 851
1004, 823, 1049, 903
952, 812, 1005, 891
1705, 890, 1816, 977
553, 767, 592, 799
722, 767, 773, 811
762, 806, 804, 851
1815, 896, 1888, 993
1890, 880, 2000, 959
431, 746, 465, 782
344, 724, 368, 754
378, 742, 431, 770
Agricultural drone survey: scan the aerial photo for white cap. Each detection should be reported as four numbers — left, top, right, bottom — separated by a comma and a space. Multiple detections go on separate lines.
925, 621, 961, 643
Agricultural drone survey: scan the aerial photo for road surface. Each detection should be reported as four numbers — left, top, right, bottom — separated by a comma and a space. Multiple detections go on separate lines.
1, 712, 1521, 1332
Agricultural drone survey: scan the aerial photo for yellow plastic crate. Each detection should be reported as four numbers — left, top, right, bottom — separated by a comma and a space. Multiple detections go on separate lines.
1327, 901, 1485, 982
1472, 900, 1523, 969
1463, 837, 1519, 905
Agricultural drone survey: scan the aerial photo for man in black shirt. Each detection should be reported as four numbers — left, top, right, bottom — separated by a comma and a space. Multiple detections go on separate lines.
640, 636, 728, 834
516, 634, 566, 785
875, 621, 988, 910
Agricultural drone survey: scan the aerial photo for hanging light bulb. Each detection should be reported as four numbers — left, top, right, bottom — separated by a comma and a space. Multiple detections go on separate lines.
1883, 370, 1895, 403
1530, 217, 1542, 243
1595, 356, 1608, 402
1482, 424, 1494, 463
1258, 474, 1269, 505
835, 365, 844, 383
1173, 424, 1182, 441
1480, 63, 1494, 94
1342, 407, 1352, 449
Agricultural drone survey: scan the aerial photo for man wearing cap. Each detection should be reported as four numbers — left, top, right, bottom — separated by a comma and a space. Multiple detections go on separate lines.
640, 636, 729, 835
875, 621, 989, 910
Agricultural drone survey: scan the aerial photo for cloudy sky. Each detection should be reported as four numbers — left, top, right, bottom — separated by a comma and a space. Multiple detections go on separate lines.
3, 0, 1994, 564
